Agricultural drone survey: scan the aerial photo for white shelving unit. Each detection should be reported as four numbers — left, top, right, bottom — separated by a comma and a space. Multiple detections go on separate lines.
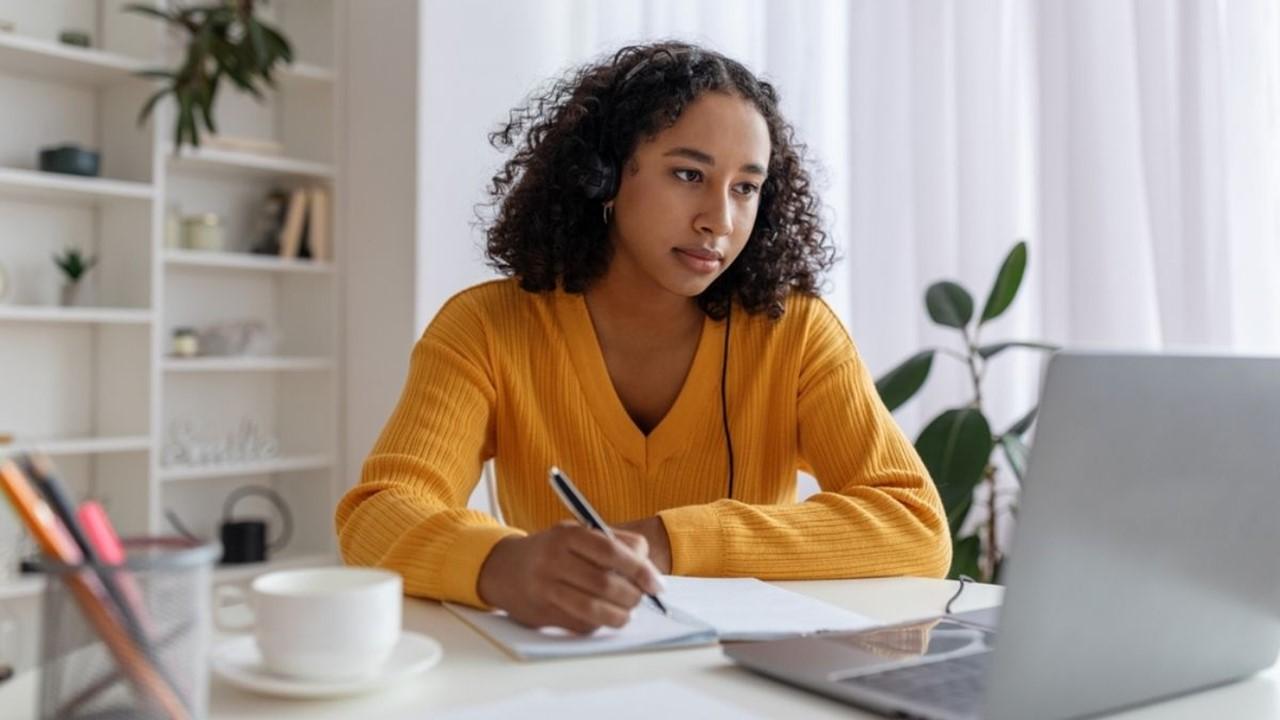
0, 0, 343, 601
168, 146, 335, 180
1, 435, 152, 457
0, 166, 153, 204
164, 248, 334, 275
0, 30, 146, 86
161, 356, 334, 373
0, 305, 152, 324
159, 454, 332, 483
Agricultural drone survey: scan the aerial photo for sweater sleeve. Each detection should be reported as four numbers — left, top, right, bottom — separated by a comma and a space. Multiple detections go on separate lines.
334, 298, 525, 607
657, 302, 952, 580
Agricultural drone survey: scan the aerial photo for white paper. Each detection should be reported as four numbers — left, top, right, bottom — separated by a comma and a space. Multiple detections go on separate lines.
445, 576, 879, 659
433, 681, 765, 720
660, 576, 879, 640
444, 601, 716, 660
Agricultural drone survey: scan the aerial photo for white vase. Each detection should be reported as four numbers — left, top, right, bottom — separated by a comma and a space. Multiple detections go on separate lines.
59, 282, 82, 307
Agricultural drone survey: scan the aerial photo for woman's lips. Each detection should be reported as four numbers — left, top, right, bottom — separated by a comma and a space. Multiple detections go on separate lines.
673, 247, 723, 274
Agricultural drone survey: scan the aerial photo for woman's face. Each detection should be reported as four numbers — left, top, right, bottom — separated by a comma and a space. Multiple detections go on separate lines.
606, 91, 771, 300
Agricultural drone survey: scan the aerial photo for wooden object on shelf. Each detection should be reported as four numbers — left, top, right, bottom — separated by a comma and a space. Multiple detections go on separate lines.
278, 188, 308, 259
307, 187, 330, 261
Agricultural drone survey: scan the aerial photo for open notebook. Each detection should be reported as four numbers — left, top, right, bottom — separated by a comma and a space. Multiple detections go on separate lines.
445, 576, 878, 660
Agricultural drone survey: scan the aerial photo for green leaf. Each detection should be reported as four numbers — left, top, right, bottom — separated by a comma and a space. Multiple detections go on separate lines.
177, 98, 198, 148
262, 25, 294, 63
194, 20, 214, 57
134, 69, 177, 80
980, 241, 1028, 323
198, 95, 217, 135
949, 534, 982, 580
205, 69, 222, 125
136, 88, 168, 125
217, 45, 264, 97
998, 434, 1029, 484
248, 19, 269, 69
123, 4, 176, 22
925, 281, 975, 330
1003, 404, 1039, 437
916, 408, 994, 537
977, 341, 1059, 360
875, 350, 935, 412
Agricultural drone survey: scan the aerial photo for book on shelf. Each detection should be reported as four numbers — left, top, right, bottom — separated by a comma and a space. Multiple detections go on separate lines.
275, 186, 331, 261
278, 188, 308, 259
307, 187, 330, 261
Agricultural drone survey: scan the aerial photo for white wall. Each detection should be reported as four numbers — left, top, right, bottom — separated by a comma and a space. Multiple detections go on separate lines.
415, 0, 583, 331
341, 0, 421, 489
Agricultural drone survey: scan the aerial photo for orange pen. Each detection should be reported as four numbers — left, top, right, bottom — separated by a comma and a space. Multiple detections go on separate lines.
0, 460, 190, 720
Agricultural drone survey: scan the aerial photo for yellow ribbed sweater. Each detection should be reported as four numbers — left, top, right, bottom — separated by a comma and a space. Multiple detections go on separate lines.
335, 279, 951, 608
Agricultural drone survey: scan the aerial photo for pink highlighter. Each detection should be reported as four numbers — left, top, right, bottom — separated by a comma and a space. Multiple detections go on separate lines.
78, 501, 150, 626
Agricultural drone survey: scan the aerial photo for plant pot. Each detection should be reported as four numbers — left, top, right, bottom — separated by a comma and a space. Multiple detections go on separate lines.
59, 282, 83, 307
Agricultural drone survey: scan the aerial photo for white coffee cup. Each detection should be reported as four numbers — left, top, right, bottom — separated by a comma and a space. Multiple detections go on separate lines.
215, 566, 402, 681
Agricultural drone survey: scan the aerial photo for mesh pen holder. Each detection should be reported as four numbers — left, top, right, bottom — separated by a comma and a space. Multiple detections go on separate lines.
36, 537, 219, 720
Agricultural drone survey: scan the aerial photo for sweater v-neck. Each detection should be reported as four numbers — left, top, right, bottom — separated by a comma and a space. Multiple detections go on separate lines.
552, 288, 724, 471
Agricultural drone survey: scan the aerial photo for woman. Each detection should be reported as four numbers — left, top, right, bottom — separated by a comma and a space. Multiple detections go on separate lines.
336, 41, 950, 634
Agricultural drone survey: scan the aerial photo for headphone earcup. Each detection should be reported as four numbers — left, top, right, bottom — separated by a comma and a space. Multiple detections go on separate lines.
579, 151, 618, 201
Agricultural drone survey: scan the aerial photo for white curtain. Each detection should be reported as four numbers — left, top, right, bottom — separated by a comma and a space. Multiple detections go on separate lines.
1037, 0, 1280, 355
419, 0, 1280, 517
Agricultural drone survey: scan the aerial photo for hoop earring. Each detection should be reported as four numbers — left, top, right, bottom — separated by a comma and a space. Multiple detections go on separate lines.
602, 203, 614, 225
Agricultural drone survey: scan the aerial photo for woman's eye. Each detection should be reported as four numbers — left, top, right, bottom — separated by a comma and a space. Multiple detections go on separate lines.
673, 168, 702, 182
734, 182, 761, 197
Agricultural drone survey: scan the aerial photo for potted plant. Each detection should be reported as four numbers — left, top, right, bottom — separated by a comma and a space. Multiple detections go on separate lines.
53, 247, 97, 307
128, 1, 293, 149
874, 241, 1058, 582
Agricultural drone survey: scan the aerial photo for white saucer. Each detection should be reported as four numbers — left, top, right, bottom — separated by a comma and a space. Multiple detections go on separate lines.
210, 631, 443, 699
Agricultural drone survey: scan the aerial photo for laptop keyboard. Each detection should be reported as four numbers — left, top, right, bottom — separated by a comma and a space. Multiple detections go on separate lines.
837, 651, 991, 716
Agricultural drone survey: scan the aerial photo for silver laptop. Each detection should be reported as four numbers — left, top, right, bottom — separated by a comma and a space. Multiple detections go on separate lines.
725, 351, 1280, 720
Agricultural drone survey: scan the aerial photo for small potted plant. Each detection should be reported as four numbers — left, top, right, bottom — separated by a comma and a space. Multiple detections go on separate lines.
53, 247, 97, 307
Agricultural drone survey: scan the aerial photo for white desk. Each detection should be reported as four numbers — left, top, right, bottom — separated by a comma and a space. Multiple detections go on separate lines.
5, 576, 1279, 718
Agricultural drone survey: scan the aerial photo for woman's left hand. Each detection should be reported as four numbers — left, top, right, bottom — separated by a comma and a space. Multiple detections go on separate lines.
616, 516, 673, 574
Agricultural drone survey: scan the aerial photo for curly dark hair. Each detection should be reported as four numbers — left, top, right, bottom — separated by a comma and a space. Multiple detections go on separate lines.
483, 41, 835, 319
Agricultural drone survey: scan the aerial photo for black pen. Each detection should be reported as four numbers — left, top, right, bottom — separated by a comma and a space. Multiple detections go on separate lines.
548, 466, 669, 616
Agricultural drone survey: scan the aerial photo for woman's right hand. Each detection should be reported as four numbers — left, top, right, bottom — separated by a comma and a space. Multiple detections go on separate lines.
476, 522, 666, 634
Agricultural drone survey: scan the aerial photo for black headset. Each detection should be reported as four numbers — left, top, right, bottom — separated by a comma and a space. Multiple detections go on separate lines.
576, 50, 736, 500
720, 310, 735, 499
578, 146, 618, 202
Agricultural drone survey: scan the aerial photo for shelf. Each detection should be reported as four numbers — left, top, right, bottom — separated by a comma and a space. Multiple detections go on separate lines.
0, 575, 45, 601
0, 167, 154, 205
162, 356, 333, 373
164, 249, 334, 275
159, 454, 332, 482
1, 435, 152, 457
0, 33, 146, 87
0, 306, 152, 325
212, 552, 337, 583
277, 62, 335, 91
0, 552, 337, 600
168, 146, 334, 181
